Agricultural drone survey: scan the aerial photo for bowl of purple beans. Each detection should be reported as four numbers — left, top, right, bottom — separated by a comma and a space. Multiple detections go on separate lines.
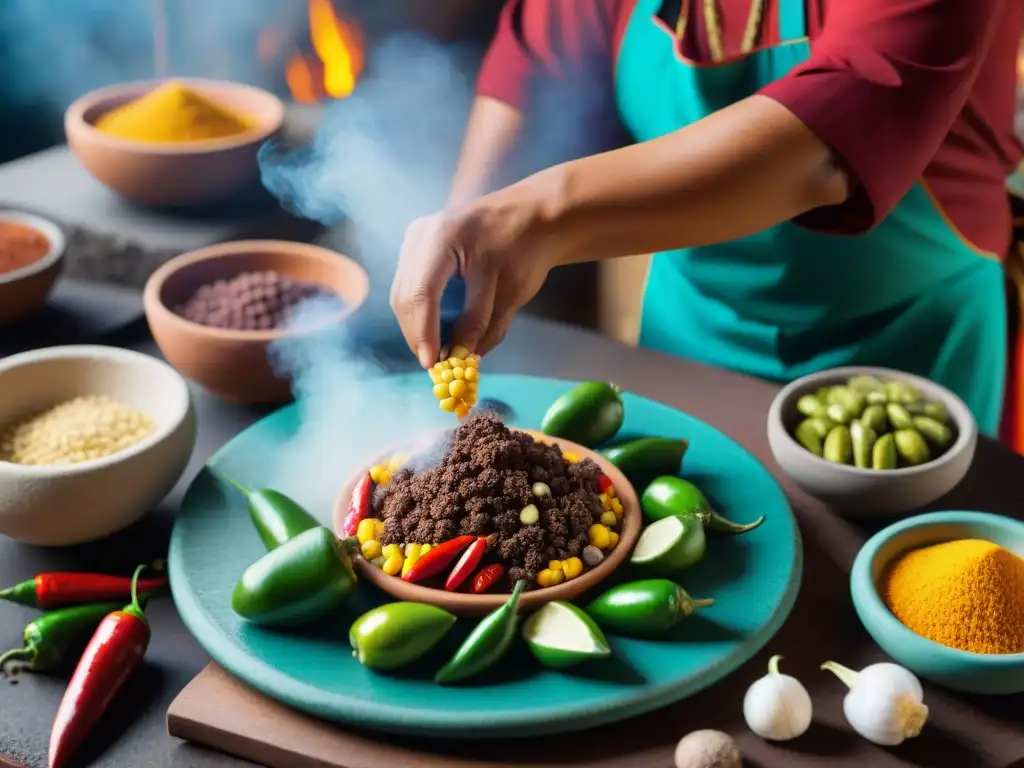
143, 239, 369, 403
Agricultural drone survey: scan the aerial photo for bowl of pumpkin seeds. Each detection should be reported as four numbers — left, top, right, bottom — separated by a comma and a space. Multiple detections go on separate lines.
767, 367, 977, 516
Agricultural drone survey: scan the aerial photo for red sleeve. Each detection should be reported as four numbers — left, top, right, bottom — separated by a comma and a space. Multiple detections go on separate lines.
476, 0, 620, 110
759, 0, 1005, 234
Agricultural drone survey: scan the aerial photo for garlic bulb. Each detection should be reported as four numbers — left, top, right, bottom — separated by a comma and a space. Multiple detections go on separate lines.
821, 661, 928, 746
742, 655, 813, 741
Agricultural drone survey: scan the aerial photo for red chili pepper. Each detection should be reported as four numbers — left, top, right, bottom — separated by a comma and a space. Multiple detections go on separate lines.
444, 537, 487, 591
48, 566, 152, 768
0, 572, 168, 609
597, 474, 613, 494
402, 536, 476, 583
470, 564, 505, 594
342, 473, 373, 537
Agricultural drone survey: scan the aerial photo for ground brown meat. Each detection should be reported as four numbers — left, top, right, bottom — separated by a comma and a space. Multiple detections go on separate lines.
373, 410, 604, 587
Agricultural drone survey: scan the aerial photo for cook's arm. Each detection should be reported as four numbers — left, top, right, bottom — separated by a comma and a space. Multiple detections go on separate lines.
447, 98, 524, 207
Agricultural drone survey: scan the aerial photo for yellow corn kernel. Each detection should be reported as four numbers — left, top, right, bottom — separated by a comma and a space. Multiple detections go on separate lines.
369, 465, 384, 483
600, 511, 618, 527
464, 393, 477, 407
598, 493, 611, 509
607, 485, 617, 499
421, 544, 433, 554
428, 368, 442, 384
374, 519, 387, 539
611, 497, 624, 515
382, 543, 403, 559
548, 560, 563, 571
536, 568, 565, 588
563, 452, 579, 464
361, 539, 382, 560
451, 344, 470, 359
589, 524, 611, 550
439, 360, 452, 370
402, 544, 423, 577
356, 518, 380, 545
464, 366, 479, 382
433, 382, 451, 399
383, 554, 404, 576
452, 366, 465, 381
441, 369, 455, 383
449, 379, 468, 399
455, 402, 470, 420
387, 454, 406, 472
465, 353, 481, 367
439, 397, 457, 412
562, 557, 583, 580
608, 531, 620, 549
378, 469, 392, 486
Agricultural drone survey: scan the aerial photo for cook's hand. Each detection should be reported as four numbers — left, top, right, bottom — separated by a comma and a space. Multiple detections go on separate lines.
390, 193, 555, 368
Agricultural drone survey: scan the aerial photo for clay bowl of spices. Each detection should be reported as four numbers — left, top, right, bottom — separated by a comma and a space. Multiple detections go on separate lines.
767, 366, 977, 517
0, 210, 66, 327
332, 413, 642, 617
144, 239, 369, 404
65, 78, 284, 207
851, 510, 1024, 694
0, 345, 195, 546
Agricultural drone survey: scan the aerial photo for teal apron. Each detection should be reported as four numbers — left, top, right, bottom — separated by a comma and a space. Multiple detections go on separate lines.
615, 0, 1007, 436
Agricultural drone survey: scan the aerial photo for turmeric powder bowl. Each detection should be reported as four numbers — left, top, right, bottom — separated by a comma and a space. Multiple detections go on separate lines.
851, 510, 1024, 695
65, 78, 284, 207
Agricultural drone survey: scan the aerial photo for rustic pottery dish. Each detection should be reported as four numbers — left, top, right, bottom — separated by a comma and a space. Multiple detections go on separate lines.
144, 240, 369, 405
767, 366, 976, 516
0, 210, 66, 327
0, 345, 195, 546
64, 77, 284, 207
169, 373, 800, 737
332, 429, 642, 617
851, 510, 1024, 695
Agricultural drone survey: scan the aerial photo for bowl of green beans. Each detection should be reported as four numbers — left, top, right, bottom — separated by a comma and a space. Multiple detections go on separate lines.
767, 367, 977, 516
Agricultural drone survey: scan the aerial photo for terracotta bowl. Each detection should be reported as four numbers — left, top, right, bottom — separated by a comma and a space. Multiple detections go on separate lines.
0, 210, 66, 327
0, 345, 195, 546
143, 240, 369, 404
332, 429, 641, 617
64, 78, 284, 207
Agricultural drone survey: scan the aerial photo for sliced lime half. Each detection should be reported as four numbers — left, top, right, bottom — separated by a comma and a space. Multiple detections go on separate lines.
522, 601, 612, 669
630, 513, 706, 572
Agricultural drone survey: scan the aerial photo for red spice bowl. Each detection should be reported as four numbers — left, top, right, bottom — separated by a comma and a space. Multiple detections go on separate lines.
332, 429, 642, 617
0, 210, 66, 327
143, 240, 369, 404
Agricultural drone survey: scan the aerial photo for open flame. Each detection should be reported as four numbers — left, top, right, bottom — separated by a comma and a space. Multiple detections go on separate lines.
285, 0, 364, 104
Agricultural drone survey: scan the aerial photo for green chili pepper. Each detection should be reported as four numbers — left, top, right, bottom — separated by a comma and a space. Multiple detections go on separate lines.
540, 382, 624, 448
350, 602, 457, 671
212, 469, 318, 551
641, 476, 764, 534
231, 526, 358, 626
435, 580, 525, 685
0, 601, 122, 674
599, 437, 689, 492
586, 579, 713, 637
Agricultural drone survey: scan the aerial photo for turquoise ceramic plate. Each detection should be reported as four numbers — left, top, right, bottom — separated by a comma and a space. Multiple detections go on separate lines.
169, 374, 802, 737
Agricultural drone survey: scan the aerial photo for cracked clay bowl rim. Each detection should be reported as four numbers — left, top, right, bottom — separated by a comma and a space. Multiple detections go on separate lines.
332, 428, 641, 617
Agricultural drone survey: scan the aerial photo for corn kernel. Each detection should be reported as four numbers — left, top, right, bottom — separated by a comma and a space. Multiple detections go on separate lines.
451, 344, 470, 359
382, 543, 403, 559
589, 524, 611, 549
600, 510, 618, 527
452, 367, 465, 381
548, 560, 563, 571
466, 354, 481, 367
455, 402, 470, 420
374, 519, 387, 539
402, 544, 423, 577
562, 557, 583, 579
439, 360, 452, 370
449, 380, 468, 399
421, 544, 433, 554
464, 393, 477, 407
439, 397, 457, 412
433, 382, 451, 399
356, 518, 380, 545
428, 368, 442, 384
536, 568, 565, 588
608, 531, 619, 549
607, 486, 617, 499
378, 469, 392, 486
599, 493, 611, 509
464, 366, 479, 382
369, 465, 384, 483
520, 504, 540, 525
371, 556, 386, 568
563, 452, 579, 464
388, 454, 406, 472
611, 497, 624, 515
383, 554, 404, 576
441, 369, 455, 383
361, 539, 382, 560
467, 380, 479, 392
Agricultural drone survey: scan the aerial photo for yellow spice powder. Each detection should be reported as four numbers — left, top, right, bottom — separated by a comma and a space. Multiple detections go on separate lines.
95, 81, 253, 143
883, 538, 1024, 655
0, 395, 155, 466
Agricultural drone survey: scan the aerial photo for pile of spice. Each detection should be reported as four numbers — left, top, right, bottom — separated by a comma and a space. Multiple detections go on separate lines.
882, 538, 1024, 655
0, 220, 50, 277
351, 410, 623, 591
173, 270, 335, 331
95, 81, 252, 143
0, 395, 155, 466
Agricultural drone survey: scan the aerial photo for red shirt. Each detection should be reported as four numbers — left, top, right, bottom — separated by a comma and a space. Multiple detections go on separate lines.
477, 0, 1024, 254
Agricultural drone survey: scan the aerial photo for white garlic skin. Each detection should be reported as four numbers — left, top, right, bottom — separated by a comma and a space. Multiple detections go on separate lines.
842, 663, 928, 746
674, 729, 742, 768
743, 666, 813, 741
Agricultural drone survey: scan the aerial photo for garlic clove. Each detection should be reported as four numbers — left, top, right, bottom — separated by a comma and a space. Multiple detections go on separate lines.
743, 655, 813, 741
822, 660, 929, 746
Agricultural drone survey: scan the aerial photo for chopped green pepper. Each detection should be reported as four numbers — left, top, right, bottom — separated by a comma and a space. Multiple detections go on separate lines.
435, 580, 525, 684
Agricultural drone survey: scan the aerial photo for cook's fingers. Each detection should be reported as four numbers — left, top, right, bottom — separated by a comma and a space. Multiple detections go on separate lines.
476, 295, 516, 357
452, 268, 497, 358
390, 251, 456, 369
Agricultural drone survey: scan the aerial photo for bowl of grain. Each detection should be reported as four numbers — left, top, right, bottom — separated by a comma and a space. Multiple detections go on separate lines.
144, 239, 369, 404
332, 411, 642, 617
65, 78, 284, 207
0, 210, 66, 327
0, 345, 195, 546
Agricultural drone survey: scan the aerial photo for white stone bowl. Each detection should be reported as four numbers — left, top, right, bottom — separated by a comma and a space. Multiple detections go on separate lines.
0, 346, 195, 545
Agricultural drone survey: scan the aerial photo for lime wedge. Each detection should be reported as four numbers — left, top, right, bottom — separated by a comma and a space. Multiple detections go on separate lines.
522, 601, 612, 669
630, 513, 706, 572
